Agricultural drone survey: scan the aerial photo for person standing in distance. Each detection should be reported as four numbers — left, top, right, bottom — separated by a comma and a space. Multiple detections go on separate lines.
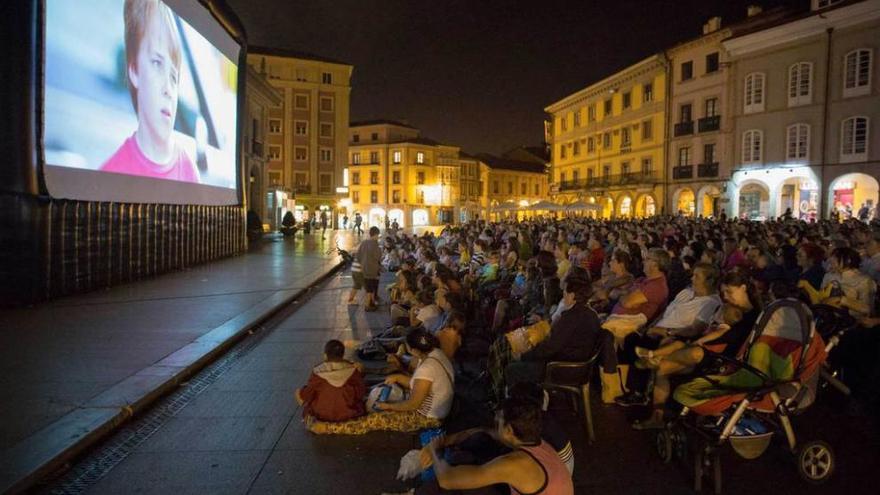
354, 212, 363, 236
358, 226, 382, 311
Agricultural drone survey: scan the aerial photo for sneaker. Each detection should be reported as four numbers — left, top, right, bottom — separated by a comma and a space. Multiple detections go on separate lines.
615, 392, 649, 408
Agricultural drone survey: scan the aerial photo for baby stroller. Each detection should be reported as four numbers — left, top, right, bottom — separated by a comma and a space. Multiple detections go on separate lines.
659, 298, 830, 493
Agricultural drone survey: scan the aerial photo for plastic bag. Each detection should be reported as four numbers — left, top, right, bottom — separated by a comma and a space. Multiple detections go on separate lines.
366, 383, 405, 412
396, 449, 423, 481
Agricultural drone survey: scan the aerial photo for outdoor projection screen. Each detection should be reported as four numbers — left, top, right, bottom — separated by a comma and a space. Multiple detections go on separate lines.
43, 0, 241, 205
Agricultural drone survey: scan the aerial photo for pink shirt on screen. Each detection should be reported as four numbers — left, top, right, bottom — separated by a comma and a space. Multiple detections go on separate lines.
100, 134, 199, 183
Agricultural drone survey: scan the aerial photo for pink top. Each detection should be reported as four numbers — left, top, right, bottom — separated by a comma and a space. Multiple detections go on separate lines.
723, 249, 748, 271
101, 134, 199, 183
510, 441, 574, 495
612, 274, 669, 321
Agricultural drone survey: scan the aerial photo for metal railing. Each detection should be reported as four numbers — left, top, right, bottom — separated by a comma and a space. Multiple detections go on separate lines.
557, 171, 658, 191
673, 165, 694, 179
294, 185, 311, 194
698, 115, 721, 133
674, 121, 694, 136
698, 162, 719, 177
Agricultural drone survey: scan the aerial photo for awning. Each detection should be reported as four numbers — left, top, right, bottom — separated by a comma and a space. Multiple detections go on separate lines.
528, 200, 563, 212
490, 201, 518, 213
565, 200, 602, 211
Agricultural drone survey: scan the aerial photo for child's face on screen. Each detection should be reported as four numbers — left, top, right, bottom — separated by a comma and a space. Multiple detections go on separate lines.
129, 14, 179, 148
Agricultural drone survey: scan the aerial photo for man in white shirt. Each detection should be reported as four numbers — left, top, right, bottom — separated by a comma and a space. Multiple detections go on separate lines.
617, 263, 721, 409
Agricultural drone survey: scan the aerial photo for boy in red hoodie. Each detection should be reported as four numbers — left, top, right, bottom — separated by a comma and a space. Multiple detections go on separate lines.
296, 340, 367, 422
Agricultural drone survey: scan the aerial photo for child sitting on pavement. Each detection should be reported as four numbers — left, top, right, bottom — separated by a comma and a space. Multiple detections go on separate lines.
296, 339, 367, 422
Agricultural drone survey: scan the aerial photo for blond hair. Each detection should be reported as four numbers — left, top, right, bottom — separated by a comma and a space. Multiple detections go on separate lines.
124, 0, 182, 112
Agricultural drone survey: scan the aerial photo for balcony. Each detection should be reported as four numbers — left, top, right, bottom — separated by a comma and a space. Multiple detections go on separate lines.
558, 171, 658, 191
698, 115, 721, 133
293, 184, 311, 194
620, 142, 632, 153
697, 162, 719, 178
673, 165, 694, 180
674, 121, 694, 136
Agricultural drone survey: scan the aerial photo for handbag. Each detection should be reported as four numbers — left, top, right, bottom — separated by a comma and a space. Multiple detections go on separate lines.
600, 364, 629, 404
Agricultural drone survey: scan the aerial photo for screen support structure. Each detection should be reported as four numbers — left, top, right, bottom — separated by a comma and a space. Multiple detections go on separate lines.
0, 0, 250, 307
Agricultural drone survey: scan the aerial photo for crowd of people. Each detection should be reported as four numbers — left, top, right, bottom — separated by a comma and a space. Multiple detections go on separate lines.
295, 214, 880, 494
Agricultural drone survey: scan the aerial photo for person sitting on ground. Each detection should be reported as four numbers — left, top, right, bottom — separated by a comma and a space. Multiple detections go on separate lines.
297, 339, 366, 422
457, 239, 472, 274
415, 381, 573, 495
411, 288, 443, 330
390, 269, 420, 324
436, 310, 467, 361
554, 242, 571, 280
469, 239, 488, 274
383, 245, 402, 272
420, 395, 574, 495
308, 328, 454, 434
433, 264, 464, 296
472, 250, 500, 289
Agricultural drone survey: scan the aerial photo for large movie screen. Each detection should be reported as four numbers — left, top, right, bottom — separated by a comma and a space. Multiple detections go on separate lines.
44, 0, 241, 205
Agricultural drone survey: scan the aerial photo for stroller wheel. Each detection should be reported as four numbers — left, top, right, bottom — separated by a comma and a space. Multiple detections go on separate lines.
656, 430, 673, 464
796, 440, 835, 484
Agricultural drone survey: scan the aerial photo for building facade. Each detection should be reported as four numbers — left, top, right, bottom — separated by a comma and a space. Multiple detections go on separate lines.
545, 55, 668, 219
243, 65, 283, 230
458, 152, 487, 223
724, 0, 880, 220
346, 121, 461, 228
666, 18, 733, 218
478, 154, 550, 222
247, 47, 353, 227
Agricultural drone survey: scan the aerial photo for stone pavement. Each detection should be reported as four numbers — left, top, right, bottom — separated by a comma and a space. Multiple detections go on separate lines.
0, 230, 357, 494
55, 272, 411, 495
40, 269, 880, 495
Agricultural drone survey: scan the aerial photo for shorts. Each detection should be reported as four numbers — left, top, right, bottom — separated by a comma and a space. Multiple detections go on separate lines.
351, 271, 364, 290
364, 278, 379, 294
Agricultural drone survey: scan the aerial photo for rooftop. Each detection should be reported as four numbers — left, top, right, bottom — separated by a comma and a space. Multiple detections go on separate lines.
248, 45, 351, 66
350, 119, 418, 129
475, 153, 547, 174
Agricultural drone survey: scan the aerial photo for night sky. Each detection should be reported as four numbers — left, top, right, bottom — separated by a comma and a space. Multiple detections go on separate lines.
226, 0, 804, 155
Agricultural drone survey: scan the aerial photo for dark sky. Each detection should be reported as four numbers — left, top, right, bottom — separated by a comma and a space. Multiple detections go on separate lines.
226, 0, 803, 155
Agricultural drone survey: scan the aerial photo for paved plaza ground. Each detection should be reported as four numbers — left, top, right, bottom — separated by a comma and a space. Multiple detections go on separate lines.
35, 266, 880, 495
0, 231, 355, 493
